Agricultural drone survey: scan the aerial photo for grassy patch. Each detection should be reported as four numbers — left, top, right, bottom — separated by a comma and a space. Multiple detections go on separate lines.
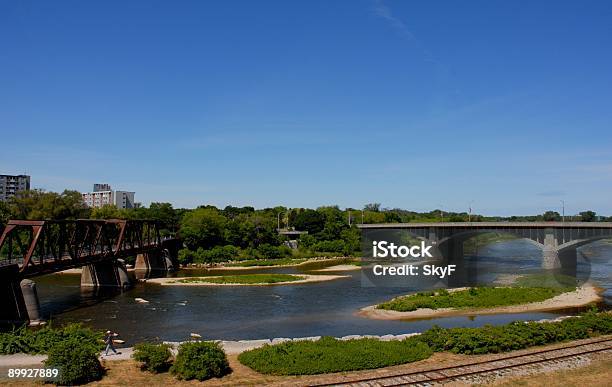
174, 274, 306, 284
514, 273, 579, 288
225, 258, 308, 267
376, 286, 574, 312
238, 336, 432, 375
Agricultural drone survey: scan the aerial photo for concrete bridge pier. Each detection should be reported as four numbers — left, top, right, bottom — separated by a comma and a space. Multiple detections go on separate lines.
542, 230, 560, 269
81, 259, 132, 289
135, 249, 175, 272
20, 279, 42, 325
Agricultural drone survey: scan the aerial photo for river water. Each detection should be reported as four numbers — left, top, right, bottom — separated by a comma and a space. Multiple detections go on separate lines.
33, 240, 611, 343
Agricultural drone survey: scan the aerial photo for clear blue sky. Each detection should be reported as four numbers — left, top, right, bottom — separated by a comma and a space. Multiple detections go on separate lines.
1, 0, 611, 216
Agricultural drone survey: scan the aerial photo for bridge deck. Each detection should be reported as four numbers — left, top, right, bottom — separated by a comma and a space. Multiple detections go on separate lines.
357, 222, 612, 228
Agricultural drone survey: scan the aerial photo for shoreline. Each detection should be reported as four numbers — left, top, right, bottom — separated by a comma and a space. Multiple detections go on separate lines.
313, 264, 361, 272
357, 283, 603, 321
189, 256, 356, 270
144, 274, 349, 286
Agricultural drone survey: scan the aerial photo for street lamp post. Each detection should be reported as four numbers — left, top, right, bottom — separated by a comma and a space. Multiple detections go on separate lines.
561, 200, 565, 223
468, 201, 474, 223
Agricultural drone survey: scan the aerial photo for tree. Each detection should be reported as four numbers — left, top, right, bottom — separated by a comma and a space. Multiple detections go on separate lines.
147, 202, 180, 234
180, 207, 228, 250
8, 189, 90, 220
363, 203, 381, 212
292, 209, 326, 234
542, 211, 561, 221
91, 205, 126, 219
0, 201, 11, 227
579, 210, 597, 222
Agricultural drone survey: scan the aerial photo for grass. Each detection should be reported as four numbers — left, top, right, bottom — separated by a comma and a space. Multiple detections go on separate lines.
376, 286, 575, 312
238, 336, 432, 375
225, 258, 308, 267
174, 274, 306, 284
514, 273, 579, 288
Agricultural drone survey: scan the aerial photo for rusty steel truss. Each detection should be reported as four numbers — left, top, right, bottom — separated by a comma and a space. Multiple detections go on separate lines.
0, 219, 163, 277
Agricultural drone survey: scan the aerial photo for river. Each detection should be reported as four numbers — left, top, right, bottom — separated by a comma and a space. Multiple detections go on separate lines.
32, 239, 612, 343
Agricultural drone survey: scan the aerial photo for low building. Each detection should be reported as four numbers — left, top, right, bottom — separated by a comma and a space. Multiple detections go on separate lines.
82, 184, 136, 209
0, 174, 31, 202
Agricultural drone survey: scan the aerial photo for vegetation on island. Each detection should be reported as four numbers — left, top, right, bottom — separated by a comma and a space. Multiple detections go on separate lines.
225, 258, 309, 267
376, 286, 575, 312
239, 310, 612, 375
173, 274, 306, 285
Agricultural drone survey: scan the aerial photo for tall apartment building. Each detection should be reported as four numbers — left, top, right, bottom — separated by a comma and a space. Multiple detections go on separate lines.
82, 184, 136, 209
0, 174, 31, 202
93, 183, 111, 192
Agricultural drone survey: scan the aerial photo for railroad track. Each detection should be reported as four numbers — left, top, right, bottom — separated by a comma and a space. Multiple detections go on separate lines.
310, 337, 612, 386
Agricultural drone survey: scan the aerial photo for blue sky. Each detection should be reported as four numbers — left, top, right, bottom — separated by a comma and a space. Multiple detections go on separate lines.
1, 0, 612, 216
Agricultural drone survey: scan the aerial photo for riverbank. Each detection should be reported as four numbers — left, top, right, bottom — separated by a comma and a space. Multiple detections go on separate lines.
144, 274, 348, 286
314, 264, 361, 272
193, 256, 356, 270
2, 336, 609, 386
358, 284, 602, 321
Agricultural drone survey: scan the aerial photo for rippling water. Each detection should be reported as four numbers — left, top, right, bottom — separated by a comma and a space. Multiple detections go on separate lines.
33, 240, 612, 343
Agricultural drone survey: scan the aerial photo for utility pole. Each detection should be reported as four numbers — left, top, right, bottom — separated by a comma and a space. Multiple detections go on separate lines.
561, 200, 565, 223
348, 210, 351, 226
277, 212, 281, 230
361, 210, 364, 224
468, 201, 474, 223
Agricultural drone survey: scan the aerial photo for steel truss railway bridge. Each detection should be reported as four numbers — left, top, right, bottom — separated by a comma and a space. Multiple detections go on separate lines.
0, 219, 181, 325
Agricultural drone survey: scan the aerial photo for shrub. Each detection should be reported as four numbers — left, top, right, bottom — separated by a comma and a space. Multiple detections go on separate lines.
417, 310, 612, 355
133, 343, 172, 373
44, 338, 104, 385
238, 336, 432, 375
311, 239, 346, 253
255, 243, 289, 259
171, 341, 230, 381
0, 323, 102, 355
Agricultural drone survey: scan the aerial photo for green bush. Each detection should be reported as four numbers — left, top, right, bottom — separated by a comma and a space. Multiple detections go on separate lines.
255, 243, 291, 259
418, 310, 612, 355
238, 336, 432, 375
0, 323, 102, 355
44, 338, 104, 385
133, 343, 173, 373
171, 341, 230, 381
311, 239, 346, 254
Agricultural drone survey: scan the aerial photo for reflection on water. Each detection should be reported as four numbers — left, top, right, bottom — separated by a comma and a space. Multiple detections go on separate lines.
33, 240, 612, 343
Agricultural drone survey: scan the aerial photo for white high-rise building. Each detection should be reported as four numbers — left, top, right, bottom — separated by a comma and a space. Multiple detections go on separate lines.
82, 184, 136, 209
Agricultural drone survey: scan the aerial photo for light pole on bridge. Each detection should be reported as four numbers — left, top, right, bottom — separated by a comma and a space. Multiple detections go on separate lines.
561, 200, 565, 223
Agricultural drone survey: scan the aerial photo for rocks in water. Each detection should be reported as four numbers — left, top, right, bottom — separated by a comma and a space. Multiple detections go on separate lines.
134, 297, 149, 303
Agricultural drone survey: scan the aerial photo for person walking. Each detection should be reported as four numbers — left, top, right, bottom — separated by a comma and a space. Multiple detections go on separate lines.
104, 330, 119, 356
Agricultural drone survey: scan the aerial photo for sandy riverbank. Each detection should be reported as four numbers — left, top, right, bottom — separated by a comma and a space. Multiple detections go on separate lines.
358, 283, 603, 321
145, 274, 349, 286
314, 264, 361, 272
